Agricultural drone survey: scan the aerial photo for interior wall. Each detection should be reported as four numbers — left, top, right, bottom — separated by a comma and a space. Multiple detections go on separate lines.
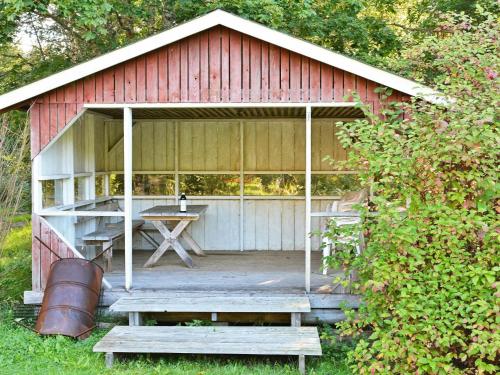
103, 117, 349, 251
39, 113, 104, 249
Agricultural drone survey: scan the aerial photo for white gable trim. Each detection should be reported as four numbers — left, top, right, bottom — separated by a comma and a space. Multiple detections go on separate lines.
0, 9, 443, 110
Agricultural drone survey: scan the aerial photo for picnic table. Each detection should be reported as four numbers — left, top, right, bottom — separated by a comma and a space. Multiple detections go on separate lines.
139, 205, 208, 268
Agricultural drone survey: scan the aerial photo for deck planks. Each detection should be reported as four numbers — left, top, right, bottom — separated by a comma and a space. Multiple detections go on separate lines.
110, 295, 311, 313
93, 326, 322, 356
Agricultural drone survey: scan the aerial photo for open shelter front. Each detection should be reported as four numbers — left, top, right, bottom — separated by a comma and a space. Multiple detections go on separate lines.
32, 102, 365, 294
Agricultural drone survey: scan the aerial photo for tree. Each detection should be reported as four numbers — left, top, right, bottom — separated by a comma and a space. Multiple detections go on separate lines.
327, 9, 499, 374
0, 0, 404, 94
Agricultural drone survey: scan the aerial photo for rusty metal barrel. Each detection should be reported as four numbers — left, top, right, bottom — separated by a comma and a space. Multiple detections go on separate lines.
35, 258, 103, 339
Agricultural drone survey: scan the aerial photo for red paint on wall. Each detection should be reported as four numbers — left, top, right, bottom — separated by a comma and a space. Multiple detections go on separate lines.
32, 214, 80, 291
30, 26, 410, 159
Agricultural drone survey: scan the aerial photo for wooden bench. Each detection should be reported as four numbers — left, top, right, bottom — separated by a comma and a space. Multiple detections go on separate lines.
82, 220, 145, 272
94, 326, 322, 374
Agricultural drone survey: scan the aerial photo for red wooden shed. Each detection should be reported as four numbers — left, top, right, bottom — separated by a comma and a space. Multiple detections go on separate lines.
0, 9, 438, 311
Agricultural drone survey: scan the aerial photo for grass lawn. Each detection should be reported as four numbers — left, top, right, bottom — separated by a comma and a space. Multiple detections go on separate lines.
0, 220, 352, 375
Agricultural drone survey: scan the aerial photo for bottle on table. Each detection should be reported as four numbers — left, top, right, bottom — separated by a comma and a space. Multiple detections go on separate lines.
179, 193, 187, 212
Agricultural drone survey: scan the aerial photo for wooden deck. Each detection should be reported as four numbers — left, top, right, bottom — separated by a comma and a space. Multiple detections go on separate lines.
24, 250, 360, 322
99, 250, 342, 293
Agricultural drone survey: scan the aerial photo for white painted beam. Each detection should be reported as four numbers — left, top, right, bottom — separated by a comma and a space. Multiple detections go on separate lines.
36, 210, 125, 217
123, 107, 133, 290
305, 105, 312, 293
83, 102, 357, 109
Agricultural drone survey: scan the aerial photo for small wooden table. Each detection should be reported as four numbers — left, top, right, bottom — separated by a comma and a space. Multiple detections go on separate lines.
140, 205, 207, 268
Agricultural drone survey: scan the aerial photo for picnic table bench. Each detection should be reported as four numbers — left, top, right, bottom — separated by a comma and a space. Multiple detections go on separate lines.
82, 220, 144, 272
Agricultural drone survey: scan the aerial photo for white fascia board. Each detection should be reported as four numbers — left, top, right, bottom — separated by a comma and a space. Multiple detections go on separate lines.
0, 9, 444, 111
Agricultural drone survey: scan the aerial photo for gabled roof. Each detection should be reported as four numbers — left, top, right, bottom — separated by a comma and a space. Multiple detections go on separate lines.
0, 9, 443, 110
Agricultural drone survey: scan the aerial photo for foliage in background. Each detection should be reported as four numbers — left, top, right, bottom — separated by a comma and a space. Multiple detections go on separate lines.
0, 218, 31, 302
327, 9, 499, 374
0, 111, 30, 250
0, 0, 407, 94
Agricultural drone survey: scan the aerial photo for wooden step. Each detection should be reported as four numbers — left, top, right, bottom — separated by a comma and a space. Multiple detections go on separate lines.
93, 326, 322, 374
110, 294, 311, 313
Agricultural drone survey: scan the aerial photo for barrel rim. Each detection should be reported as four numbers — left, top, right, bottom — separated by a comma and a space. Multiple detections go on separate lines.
49, 257, 104, 274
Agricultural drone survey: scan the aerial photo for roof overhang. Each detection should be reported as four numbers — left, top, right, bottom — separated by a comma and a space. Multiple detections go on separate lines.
0, 9, 445, 111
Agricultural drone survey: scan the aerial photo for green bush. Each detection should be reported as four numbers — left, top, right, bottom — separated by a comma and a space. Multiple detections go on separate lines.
327, 9, 499, 375
0, 222, 32, 302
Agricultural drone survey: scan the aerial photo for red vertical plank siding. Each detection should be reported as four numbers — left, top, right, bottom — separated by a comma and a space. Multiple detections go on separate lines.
50, 230, 60, 267
289, 52, 301, 102
269, 45, 280, 101
29, 26, 402, 159
57, 104, 66, 132
83, 75, 96, 103
199, 32, 210, 102
95, 72, 103, 103
229, 30, 241, 102
158, 49, 168, 102
40, 219, 51, 290
49, 103, 57, 138
136, 56, 147, 102
260, 43, 269, 102
209, 28, 221, 102
102, 68, 115, 103
280, 49, 289, 102
30, 104, 40, 157
321, 65, 333, 102
309, 60, 321, 102
76, 80, 84, 113
188, 36, 200, 102
146, 52, 159, 102
343, 72, 355, 101
241, 35, 250, 102
40, 103, 50, 149
367, 79, 381, 116
168, 44, 180, 102
180, 40, 189, 102
48, 91, 57, 138
333, 68, 344, 101
56, 88, 65, 131
250, 38, 261, 102
32, 214, 41, 291
356, 77, 367, 102
124, 60, 137, 102
301, 57, 310, 101
220, 29, 230, 102
65, 83, 77, 123
114, 65, 125, 103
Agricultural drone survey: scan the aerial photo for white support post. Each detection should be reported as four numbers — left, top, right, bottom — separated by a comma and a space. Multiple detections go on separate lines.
123, 107, 133, 290
305, 105, 312, 293
174, 121, 179, 203
86, 114, 96, 203
239, 120, 244, 251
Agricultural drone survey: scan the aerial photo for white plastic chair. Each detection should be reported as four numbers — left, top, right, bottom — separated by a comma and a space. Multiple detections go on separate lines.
321, 190, 367, 275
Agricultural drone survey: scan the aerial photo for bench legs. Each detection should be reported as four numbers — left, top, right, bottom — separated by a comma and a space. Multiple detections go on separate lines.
105, 352, 114, 368
298, 355, 306, 375
129, 312, 142, 326
102, 241, 113, 272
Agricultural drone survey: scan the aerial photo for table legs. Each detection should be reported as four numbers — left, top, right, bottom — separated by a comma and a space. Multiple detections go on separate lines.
180, 230, 206, 256
143, 220, 198, 268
